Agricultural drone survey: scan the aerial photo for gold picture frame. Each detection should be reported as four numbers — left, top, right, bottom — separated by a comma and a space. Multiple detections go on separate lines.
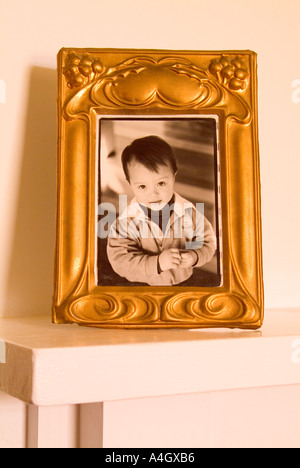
53, 48, 264, 329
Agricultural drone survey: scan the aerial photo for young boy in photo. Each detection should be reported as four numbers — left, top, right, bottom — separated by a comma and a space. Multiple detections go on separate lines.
107, 135, 217, 286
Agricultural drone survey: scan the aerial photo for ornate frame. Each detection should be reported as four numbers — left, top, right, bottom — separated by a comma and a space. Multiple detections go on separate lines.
53, 48, 264, 329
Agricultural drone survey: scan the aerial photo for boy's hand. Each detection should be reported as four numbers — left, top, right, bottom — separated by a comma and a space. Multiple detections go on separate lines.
159, 249, 181, 272
180, 251, 198, 268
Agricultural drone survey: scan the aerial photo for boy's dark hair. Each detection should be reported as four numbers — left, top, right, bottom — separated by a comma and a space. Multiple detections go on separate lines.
121, 135, 178, 182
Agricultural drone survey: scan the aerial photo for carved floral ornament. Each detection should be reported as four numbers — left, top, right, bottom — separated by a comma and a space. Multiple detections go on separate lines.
63, 52, 249, 91
61, 52, 250, 121
63, 53, 104, 88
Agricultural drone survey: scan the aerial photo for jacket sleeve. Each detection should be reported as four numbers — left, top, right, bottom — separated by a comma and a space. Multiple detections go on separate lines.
184, 209, 217, 268
193, 216, 217, 267
106, 218, 159, 283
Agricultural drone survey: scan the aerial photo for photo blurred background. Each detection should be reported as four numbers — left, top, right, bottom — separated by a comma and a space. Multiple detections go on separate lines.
98, 118, 222, 286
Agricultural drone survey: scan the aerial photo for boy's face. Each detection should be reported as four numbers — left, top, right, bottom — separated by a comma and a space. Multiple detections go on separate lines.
127, 158, 176, 209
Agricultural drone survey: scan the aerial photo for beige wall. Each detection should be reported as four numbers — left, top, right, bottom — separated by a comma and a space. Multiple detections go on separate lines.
0, 0, 300, 318
0, 0, 300, 449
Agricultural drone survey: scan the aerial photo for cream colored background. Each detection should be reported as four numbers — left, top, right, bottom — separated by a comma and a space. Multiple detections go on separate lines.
0, 0, 300, 317
1, 0, 300, 319
0, 0, 300, 449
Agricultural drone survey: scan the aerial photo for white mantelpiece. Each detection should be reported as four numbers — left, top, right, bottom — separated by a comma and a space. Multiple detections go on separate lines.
0, 309, 300, 407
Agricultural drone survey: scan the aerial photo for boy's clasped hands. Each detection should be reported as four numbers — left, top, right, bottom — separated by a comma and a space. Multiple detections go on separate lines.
158, 249, 198, 272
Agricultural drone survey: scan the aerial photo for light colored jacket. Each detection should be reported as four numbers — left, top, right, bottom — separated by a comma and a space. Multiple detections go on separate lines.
107, 193, 217, 286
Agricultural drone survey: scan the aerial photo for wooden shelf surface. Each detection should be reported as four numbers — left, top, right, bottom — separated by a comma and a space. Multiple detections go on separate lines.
0, 309, 300, 406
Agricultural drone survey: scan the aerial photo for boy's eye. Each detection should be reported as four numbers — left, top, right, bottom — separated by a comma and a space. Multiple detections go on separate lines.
158, 181, 166, 187
138, 185, 146, 190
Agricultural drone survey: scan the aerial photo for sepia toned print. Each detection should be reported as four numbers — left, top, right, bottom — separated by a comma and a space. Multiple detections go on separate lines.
97, 118, 222, 287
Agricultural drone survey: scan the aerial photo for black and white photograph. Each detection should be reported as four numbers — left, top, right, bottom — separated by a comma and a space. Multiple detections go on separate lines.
97, 117, 222, 287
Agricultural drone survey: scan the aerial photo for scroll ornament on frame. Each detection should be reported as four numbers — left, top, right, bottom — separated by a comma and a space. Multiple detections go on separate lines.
62, 52, 250, 123
68, 290, 260, 327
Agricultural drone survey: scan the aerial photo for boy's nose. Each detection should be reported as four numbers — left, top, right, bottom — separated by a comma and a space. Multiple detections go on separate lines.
153, 186, 160, 195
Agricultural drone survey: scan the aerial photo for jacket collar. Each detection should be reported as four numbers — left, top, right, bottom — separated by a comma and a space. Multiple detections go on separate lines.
119, 192, 195, 221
